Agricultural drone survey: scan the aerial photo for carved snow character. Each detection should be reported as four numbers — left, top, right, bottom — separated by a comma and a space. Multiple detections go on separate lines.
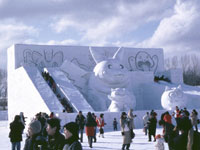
161, 85, 187, 110
87, 47, 130, 111
108, 88, 136, 112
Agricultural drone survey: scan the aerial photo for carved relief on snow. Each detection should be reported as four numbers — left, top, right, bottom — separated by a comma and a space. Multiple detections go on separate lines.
128, 51, 159, 73
23, 49, 63, 69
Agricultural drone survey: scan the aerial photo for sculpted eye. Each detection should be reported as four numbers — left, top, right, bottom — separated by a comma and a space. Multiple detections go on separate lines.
108, 64, 112, 69
120, 64, 124, 69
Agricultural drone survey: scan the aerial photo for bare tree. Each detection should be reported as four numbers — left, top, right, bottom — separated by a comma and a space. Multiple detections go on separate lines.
0, 69, 7, 110
166, 54, 200, 85
191, 54, 200, 75
180, 55, 190, 73
171, 56, 178, 69
164, 58, 171, 70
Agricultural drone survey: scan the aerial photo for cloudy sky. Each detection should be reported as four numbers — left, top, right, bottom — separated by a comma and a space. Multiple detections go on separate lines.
0, 0, 200, 70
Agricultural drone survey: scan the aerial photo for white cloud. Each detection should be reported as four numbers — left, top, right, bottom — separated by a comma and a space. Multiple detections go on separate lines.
0, 20, 38, 50
50, 18, 79, 33
138, 0, 200, 56
49, 0, 174, 45
45, 39, 78, 45
0, 19, 39, 69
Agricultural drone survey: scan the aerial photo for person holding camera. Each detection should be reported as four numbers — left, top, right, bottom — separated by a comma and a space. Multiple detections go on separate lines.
128, 109, 136, 130
120, 112, 132, 150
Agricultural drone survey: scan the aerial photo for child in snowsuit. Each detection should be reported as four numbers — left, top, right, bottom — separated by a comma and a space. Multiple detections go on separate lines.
155, 134, 165, 150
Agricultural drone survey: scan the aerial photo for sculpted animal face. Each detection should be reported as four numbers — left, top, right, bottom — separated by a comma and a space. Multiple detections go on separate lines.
165, 85, 184, 103
110, 88, 126, 99
161, 85, 186, 110
136, 52, 153, 71
90, 47, 129, 87
94, 59, 129, 86
108, 88, 136, 110
168, 88, 183, 103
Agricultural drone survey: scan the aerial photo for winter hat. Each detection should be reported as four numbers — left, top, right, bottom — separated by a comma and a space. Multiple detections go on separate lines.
155, 134, 161, 139
122, 112, 127, 116
29, 120, 41, 134
63, 122, 79, 139
47, 118, 61, 131
100, 113, 104, 118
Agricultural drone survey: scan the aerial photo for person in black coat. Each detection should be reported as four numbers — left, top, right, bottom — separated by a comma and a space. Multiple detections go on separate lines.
9, 115, 25, 150
46, 118, 65, 150
63, 122, 82, 150
75, 111, 86, 143
147, 112, 157, 142
173, 111, 193, 150
159, 120, 178, 150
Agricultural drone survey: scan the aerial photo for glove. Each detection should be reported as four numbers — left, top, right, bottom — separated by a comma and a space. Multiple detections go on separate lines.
121, 132, 124, 136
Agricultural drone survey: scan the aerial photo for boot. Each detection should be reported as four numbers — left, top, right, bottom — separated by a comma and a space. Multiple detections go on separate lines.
122, 144, 126, 150
126, 144, 130, 150
93, 136, 96, 142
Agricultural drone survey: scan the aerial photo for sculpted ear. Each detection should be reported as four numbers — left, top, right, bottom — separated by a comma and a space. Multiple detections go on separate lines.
112, 47, 124, 61
89, 47, 107, 64
165, 86, 170, 91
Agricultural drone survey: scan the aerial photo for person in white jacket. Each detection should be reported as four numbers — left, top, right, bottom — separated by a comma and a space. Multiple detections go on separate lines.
143, 112, 150, 135
155, 134, 165, 150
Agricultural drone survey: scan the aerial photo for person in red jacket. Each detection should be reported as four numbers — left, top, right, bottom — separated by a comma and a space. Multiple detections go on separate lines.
163, 111, 172, 124
96, 113, 105, 138
85, 112, 97, 148
172, 106, 182, 125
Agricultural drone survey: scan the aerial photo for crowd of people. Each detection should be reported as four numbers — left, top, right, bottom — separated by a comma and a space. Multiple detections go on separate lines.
9, 111, 81, 150
142, 106, 200, 150
41, 71, 74, 113
8, 106, 200, 150
8, 111, 107, 150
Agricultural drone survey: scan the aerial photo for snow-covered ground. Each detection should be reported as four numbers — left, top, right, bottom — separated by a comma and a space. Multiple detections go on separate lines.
0, 120, 168, 150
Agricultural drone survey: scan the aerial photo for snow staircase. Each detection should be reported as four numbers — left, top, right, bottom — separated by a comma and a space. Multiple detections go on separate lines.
46, 68, 94, 112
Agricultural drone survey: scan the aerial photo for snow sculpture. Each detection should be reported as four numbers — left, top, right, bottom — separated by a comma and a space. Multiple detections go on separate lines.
161, 85, 186, 110
88, 47, 130, 111
108, 88, 136, 112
